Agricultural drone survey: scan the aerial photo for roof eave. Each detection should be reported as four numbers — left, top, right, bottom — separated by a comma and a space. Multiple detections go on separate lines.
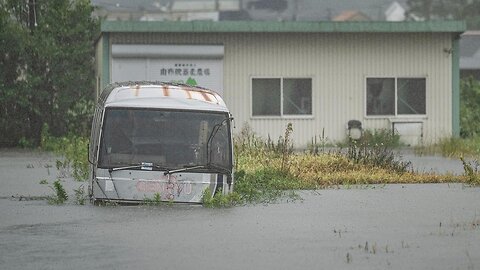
101, 20, 466, 34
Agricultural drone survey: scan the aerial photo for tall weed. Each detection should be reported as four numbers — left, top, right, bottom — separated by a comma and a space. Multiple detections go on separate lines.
461, 157, 480, 186
308, 128, 329, 155
40, 123, 89, 181
345, 129, 410, 173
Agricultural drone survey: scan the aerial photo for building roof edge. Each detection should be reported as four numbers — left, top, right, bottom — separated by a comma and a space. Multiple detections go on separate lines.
101, 20, 466, 33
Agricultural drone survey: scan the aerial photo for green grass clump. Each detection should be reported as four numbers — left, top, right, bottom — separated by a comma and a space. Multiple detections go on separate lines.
201, 188, 242, 208
415, 136, 480, 158
201, 169, 301, 207
143, 193, 166, 205
439, 137, 480, 158
233, 169, 302, 204
48, 180, 68, 205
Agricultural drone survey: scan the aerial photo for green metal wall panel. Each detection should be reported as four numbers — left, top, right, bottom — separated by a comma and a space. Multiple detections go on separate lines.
102, 33, 110, 90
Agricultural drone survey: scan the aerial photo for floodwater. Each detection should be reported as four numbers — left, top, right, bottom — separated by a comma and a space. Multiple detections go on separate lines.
0, 149, 479, 270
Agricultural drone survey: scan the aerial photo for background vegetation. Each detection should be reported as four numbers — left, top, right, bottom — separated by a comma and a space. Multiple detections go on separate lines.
0, 0, 98, 147
460, 78, 480, 138
406, 0, 480, 29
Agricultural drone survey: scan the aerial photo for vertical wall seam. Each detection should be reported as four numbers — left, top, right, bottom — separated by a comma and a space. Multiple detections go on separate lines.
452, 34, 460, 137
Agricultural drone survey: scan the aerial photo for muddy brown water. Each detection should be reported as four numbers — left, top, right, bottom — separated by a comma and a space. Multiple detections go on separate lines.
0, 149, 479, 270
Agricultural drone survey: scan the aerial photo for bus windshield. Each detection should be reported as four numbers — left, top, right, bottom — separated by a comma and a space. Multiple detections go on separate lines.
98, 108, 232, 170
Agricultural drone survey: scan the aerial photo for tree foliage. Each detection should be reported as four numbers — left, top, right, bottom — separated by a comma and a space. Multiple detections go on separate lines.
406, 0, 480, 29
460, 77, 480, 138
0, 0, 99, 146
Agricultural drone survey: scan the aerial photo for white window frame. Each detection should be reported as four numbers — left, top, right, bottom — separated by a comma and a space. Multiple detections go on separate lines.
365, 76, 427, 119
250, 76, 314, 119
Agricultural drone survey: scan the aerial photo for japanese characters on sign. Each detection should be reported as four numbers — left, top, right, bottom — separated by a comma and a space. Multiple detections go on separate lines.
160, 63, 210, 77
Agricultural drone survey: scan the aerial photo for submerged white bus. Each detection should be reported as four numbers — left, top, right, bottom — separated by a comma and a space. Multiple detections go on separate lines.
88, 82, 234, 204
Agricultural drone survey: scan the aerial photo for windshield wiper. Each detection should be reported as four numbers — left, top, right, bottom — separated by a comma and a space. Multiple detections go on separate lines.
109, 162, 170, 172
164, 164, 231, 176
206, 117, 233, 164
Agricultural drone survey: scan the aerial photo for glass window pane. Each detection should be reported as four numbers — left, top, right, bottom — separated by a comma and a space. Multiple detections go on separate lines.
366, 78, 395, 116
397, 78, 426, 115
98, 109, 231, 169
252, 78, 281, 116
283, 78, 312, 115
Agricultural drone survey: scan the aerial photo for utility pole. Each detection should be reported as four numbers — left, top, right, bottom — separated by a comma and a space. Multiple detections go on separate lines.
28, 0, 36, 32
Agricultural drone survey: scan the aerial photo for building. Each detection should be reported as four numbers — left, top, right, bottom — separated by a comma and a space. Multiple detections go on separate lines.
95, 20, 465, 147
91, 0, 410, 22
92, 0, 243, 21
332, 11, 371, 22
384, 1, 406, 21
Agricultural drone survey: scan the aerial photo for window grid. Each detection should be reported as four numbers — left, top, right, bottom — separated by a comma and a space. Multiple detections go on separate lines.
366, 76, 426, 118
251, 77, 313, 118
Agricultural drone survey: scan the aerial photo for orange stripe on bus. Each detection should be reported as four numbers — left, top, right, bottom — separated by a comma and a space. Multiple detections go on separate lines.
163, 86, 170, 96
201, 92, 211, 102
185, 90, 192, 99
134, 85, 140, 96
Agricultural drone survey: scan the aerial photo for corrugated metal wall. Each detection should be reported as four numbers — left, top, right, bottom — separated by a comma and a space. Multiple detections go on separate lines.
110, 32, 453, 147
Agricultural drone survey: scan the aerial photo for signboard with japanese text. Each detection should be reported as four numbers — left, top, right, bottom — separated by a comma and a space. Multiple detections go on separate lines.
111, 45, 224, 95
149, 59, 223, 94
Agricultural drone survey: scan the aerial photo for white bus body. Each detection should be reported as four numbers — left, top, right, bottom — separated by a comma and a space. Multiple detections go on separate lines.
88, 82, 234, 204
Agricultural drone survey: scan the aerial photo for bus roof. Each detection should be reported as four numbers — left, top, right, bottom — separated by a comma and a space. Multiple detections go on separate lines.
100, 82, 229, 112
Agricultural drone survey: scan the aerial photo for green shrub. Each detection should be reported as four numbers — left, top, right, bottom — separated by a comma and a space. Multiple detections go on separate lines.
18, 137, 35, 148
460, 78, 480, 138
